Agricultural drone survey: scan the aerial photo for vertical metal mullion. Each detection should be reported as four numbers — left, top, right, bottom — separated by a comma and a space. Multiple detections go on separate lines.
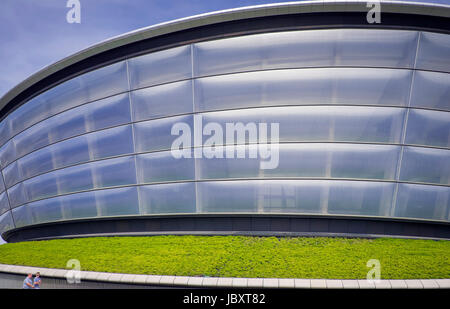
126, 59, 142, 215
190, 44, 200, 214
390, 31, 422, 217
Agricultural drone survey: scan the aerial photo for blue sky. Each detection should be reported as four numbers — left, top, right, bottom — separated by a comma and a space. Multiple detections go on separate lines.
0, 0, 449, 244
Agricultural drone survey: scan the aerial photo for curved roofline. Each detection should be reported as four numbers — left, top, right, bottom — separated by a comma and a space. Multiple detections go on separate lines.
1, 0, 450, 115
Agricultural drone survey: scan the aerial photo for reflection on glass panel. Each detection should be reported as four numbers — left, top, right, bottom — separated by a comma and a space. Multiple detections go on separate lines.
13, 93, 131, 161
395, 183, 449, 220
405, 109, 450, 148
197, 180, 394, 216
0, 211, 14, 233
0, 172, 4, 193
134, 115, 193, 152
3, 162, 20, 189
198, 144, 399, 180
410, 71, 450, 111
12, 187, 139, 227
21, 151, 136, 205
416, 32, 450, 72
194, 68, 411, 112
136, 151, 194, 184
131, 80, 193, 121
94, 186, 139, 217
86, 125, 134, 159
139, 183, 196, 214
128, 45, 192, 89
14, 125, 133, 185
6, 61, 128, 139
0, 141, 16, 169
0, 192, 9, 216
194, 29, 418, 76
202, 106, 405, 144
0, 121, 9, 148
400, 147, 450, 185
8, 182, 28, 208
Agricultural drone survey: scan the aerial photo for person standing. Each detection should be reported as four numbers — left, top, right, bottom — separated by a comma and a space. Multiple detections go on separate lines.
33, 272, 42, 289
23, 273, 34, 289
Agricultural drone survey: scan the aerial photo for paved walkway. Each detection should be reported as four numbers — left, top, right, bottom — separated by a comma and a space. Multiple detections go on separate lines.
1, 263, 448, 289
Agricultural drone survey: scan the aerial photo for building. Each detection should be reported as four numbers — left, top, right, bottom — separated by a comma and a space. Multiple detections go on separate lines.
0, 1, 449, 242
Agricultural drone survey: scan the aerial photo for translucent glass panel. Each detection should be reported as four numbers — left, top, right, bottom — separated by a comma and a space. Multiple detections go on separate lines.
416, 32, 450, 73
18, 156, 137, 206
194, 68, 412, 112
400, 147, 450, 185
12, 187, 139, 228
134, 115, 193, 152
6, 125, 134, 188
0, 172, 4, 193
0, 211, 14, 234
136, 151, 194, 184
198, 144, 399, 181
405, 109, 450, 148
128, 45, 192, 89
139, 183, 196, 214
410, 71, 450, 111
5, 61, 128, 140
197, 180, 394, 216
131, 80, 193, 122
395, 184, 449, 221
0, 191, 9, 216
12, 93, 131, 162
0, 141, 16, 169
0, 121, 8, 148
201, 106, 405, 144
193, 29, 418, 76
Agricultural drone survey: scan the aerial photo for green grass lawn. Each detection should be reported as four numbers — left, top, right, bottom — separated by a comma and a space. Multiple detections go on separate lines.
0, 236, 449, 279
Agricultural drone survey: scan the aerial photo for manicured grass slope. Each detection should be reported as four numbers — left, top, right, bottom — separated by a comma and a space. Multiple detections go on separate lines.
0, 236, 448, 279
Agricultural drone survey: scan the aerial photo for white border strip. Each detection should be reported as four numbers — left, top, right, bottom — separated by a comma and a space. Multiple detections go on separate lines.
0, 263, 448, 289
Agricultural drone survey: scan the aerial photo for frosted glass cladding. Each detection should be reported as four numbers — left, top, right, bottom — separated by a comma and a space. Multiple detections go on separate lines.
395, 184, 449, 220
128, 45, 192, 89
193, 29, 418, 76
5, 61, 128, 139
0, 192, 9, 215
0, 27, 449, 233
405, 109, 450, 148
410, 71, 450, 111
194, 68, 411, 112
13, 93, 131, 161
136, 151, 194, 184
0, 141, 16, 169
201, 106, 405, 144
0, 121, 8, 148
416, 32, 450, 73
198, 180, 394, 216
400, 147, 450, 185
0, 211, 14, 234
134, 115, 193, 152
139, 183, 196, 214
20, 156, 137, 205
13, 125, 134, 185
12, 187, 139, 227
198, 144, 399, 180
131, 80, 193, 121
0, 172, 4, 193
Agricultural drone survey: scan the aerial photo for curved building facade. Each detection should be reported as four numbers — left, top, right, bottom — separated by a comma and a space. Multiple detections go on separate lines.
1, 1, 449, 242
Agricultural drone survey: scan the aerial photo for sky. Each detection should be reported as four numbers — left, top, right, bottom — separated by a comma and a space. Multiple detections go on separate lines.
0, 0, 449, 244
